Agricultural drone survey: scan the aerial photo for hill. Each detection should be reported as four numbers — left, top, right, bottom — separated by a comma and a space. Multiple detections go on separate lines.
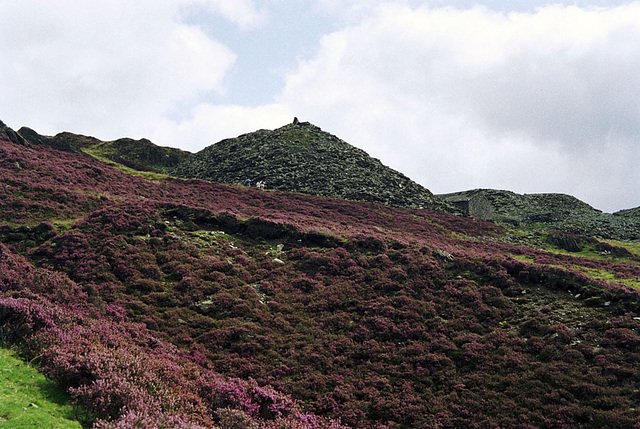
85, 137, 191, 173
9, 122, 189, 173
440, 189, 640, 241
616, 206, 640, 219
2, 121, 640, 427
171, 119, 455, 212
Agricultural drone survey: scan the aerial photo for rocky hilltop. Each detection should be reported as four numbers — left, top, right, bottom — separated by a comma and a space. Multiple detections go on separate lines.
171, 119, 455, 212
0, 120, 29, 147
615, 206, 640, 219
440, 189, 640, 240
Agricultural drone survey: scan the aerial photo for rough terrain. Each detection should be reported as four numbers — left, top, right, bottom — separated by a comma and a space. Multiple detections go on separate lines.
2, 120, 640, 428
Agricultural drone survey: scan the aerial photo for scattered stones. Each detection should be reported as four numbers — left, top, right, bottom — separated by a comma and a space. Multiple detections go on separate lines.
432, 248, 454, 262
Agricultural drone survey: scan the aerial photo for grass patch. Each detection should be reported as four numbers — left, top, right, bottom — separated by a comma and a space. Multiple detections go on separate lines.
510, 247, 640, 289
510, 254, 536, 264
575, 267, 640, 290
82, 147, 170, 181
540, 241, 626, 262
52, 218, 84, 233
603, 239, 640, 258
0, 347, 87, 428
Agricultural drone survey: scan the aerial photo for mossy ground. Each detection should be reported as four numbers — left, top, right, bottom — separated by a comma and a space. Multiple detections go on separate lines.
0, 347, 86, 428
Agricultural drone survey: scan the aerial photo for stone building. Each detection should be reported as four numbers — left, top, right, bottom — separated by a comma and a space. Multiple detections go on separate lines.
438, 190, 498, 221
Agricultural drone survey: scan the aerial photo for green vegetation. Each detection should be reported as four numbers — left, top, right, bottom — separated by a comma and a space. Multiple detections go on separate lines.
0, 347, 85, 428
578, 267, 640, 289
605, 239, 640, 258
510, 234, 640, 289
82, 146, 170, 180
510, 254, 536, 264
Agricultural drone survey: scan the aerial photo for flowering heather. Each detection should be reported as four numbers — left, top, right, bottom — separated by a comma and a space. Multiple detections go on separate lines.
2, 132, 640, 428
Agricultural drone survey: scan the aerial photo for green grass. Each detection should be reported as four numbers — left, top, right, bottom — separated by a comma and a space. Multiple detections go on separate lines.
82, 147, 170, 180
572, 266, 640, 290
51, 218, 84, 233
510, 254, 536, 264
603, 239, 640, 258
0, 347, 87, 428
511, 250, 640, 290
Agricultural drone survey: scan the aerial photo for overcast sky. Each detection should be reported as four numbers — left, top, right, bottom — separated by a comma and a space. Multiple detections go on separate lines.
1, 1, 639, 212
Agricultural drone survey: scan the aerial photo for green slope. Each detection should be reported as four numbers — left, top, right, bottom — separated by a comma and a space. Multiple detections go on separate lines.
0, 347, 85, 428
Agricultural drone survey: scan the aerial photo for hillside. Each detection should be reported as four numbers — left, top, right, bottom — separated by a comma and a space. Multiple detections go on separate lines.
9, 122, 190, 174
440, 189, 640, 241
84, 137, 191, 173
171, 119, 454, 212
2, 121, 640, 428
13, 120, 640, 240
616, 206, 640, 219
0, 347, 85, 427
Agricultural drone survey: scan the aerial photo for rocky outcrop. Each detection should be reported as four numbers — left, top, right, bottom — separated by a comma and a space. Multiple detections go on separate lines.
439, 189, 640, 240
92, 138, 191, 173
172, 120, 456, 212
11, 125, 189, 173
0, 120, 29, 147
17, 127, 92, 153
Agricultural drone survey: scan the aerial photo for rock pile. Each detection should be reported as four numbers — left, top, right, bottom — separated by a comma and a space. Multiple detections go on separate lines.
172, 120, 455, 212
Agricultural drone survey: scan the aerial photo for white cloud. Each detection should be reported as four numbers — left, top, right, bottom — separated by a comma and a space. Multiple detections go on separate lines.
187, 0, 265, 29
0, 0, 236, 138
279, 3, 640, 211
149, 103, 293, 152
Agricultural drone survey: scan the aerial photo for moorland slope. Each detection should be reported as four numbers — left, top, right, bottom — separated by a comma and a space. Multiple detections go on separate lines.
1, 121, 640, 428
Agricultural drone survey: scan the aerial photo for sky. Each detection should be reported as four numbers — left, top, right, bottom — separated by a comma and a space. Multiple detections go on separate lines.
1, 1, 639, 213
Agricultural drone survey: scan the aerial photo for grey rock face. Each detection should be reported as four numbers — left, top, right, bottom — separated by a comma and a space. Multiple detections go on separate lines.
0, 121, 30, 147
